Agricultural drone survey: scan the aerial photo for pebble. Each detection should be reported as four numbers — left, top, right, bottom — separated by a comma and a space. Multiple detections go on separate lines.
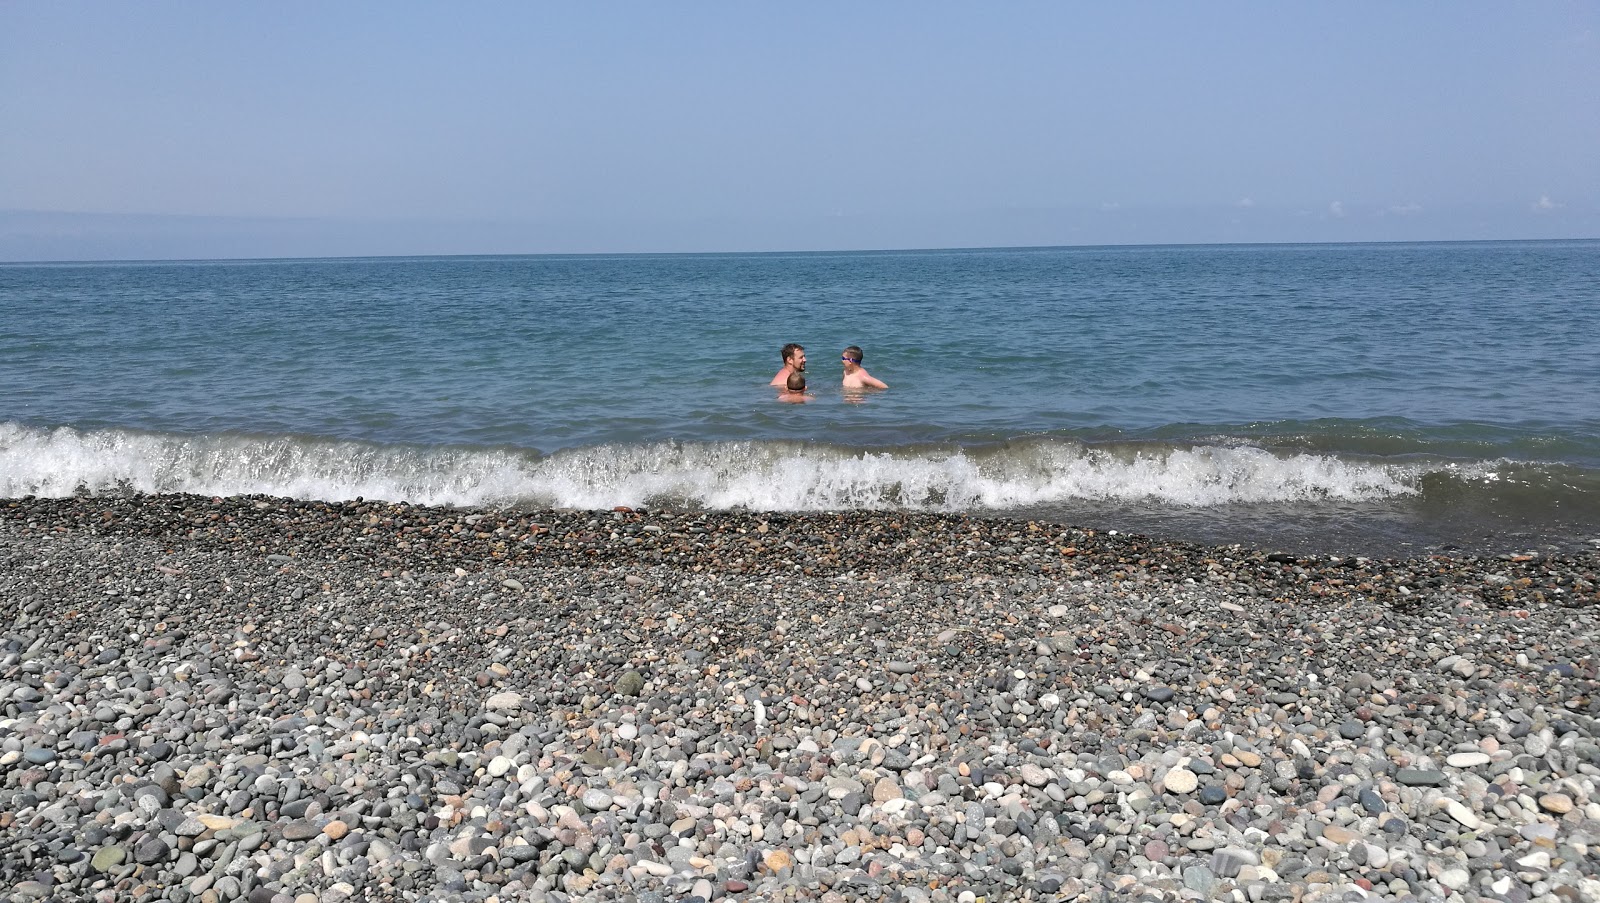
1439, 868, 1471, 890
90, 845, 125, 872
1395, 768, 1448, 786
1163, 767, 1198, 794
1539, 793, 1575, 814
1443, 799, 1483, 830
0, 495, 1596, 903
1321, 825, 1357, 845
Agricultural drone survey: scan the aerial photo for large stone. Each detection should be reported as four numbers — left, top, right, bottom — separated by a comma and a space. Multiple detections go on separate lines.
1395, 768, 1447, 786
872, 777, 903, 802
281, 819, 318, 845
1539, 793, 1574, 814
615, 671, 646, 697
1443, 799, 1482, 830
1163, 768, 1198, 794
1321, 825, 1358, 845
484, 691, 524, 711
763, 849, 793, 873
91, 845, 126, 872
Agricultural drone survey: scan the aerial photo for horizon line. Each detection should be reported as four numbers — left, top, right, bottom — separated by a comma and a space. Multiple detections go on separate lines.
4, 235, 1598, 267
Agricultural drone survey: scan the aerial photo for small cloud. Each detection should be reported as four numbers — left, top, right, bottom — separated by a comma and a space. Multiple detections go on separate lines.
1388, 202, 1422, 216
1329, 201, 1346, 218
1533, 194, 1562, 212
1235, 198, 1255, 208
1100, 201, 1121, 212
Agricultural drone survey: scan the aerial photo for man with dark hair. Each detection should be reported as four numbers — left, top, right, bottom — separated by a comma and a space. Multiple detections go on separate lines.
841, 345, 888, 390
770, 343, 806, 387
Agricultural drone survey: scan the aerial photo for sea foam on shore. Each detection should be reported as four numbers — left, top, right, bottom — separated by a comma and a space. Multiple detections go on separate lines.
2, 495, 1597, 901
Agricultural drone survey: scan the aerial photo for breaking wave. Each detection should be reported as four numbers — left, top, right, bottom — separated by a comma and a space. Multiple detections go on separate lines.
2, 421, 1555, 515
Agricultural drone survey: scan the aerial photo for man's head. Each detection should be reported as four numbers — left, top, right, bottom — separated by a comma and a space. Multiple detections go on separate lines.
786, 371, 807, 392
842, 346, 864, 369
781, 343, 806, 372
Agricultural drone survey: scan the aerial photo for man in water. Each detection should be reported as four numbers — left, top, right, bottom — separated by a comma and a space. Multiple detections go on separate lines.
841, 346, 888, 389
770, 343, 806, 387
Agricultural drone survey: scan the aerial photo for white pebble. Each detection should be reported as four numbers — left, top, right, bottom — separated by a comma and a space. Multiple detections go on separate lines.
1442, 799, 1482, 830
1163, 768, 1198, 794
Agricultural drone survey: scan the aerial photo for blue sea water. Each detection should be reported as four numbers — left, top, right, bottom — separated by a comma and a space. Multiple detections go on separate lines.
2, 241, 1598, 556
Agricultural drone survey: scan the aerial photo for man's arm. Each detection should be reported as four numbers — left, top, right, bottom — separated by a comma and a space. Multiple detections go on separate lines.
860, 370, 888, 389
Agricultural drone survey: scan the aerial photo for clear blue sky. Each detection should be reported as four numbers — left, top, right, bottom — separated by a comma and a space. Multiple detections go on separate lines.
3, 3, 1595, 259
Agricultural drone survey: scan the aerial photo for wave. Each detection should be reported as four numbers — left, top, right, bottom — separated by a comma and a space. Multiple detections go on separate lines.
7, 421, 1579, 517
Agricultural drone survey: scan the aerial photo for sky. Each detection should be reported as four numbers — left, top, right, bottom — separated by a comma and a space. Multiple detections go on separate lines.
2, 3, 1596, 260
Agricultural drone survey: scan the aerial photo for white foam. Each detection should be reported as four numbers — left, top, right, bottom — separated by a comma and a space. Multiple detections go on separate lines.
0, 423, 537, 507
0, 422, 1431, 511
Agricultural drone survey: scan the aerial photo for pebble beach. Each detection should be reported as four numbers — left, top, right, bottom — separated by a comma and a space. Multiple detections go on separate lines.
2, 494, 1597, 903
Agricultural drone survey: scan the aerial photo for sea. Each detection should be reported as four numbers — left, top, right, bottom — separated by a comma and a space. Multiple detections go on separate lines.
2, 241, 1597, 557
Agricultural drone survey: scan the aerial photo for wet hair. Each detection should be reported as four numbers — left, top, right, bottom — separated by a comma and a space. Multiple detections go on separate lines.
843, 345, 864, 363
786, 371, 807, 391
781, 343, 804, 364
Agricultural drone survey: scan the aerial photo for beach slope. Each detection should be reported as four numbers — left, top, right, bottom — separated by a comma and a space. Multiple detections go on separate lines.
2, 495, 1597, 901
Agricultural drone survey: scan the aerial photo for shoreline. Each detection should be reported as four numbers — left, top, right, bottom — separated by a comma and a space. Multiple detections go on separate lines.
2, 493, 1598, 901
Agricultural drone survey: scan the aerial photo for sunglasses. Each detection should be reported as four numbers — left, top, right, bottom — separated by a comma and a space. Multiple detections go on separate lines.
842, 357, 861, 364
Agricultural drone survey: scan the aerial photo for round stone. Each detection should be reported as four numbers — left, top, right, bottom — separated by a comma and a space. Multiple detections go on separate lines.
282, 821, 319, 842
90, 845, 126, 872
322, 820, 349, 841
134, 838, 170, 864
1538, 793, 1574, 814
1163, 768, 1198, 794
1438, 868, 1470, 890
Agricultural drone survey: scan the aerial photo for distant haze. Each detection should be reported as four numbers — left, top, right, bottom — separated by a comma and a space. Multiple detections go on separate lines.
2, 4, 1595, 261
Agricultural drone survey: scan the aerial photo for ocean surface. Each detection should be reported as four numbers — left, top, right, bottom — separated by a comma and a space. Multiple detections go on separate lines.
3, 241, 1598, 557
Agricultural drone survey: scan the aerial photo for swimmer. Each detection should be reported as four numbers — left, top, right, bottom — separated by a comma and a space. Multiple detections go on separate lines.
778, 370, 811, 403
841, 346, 887, 390
770, 343, 806, 387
